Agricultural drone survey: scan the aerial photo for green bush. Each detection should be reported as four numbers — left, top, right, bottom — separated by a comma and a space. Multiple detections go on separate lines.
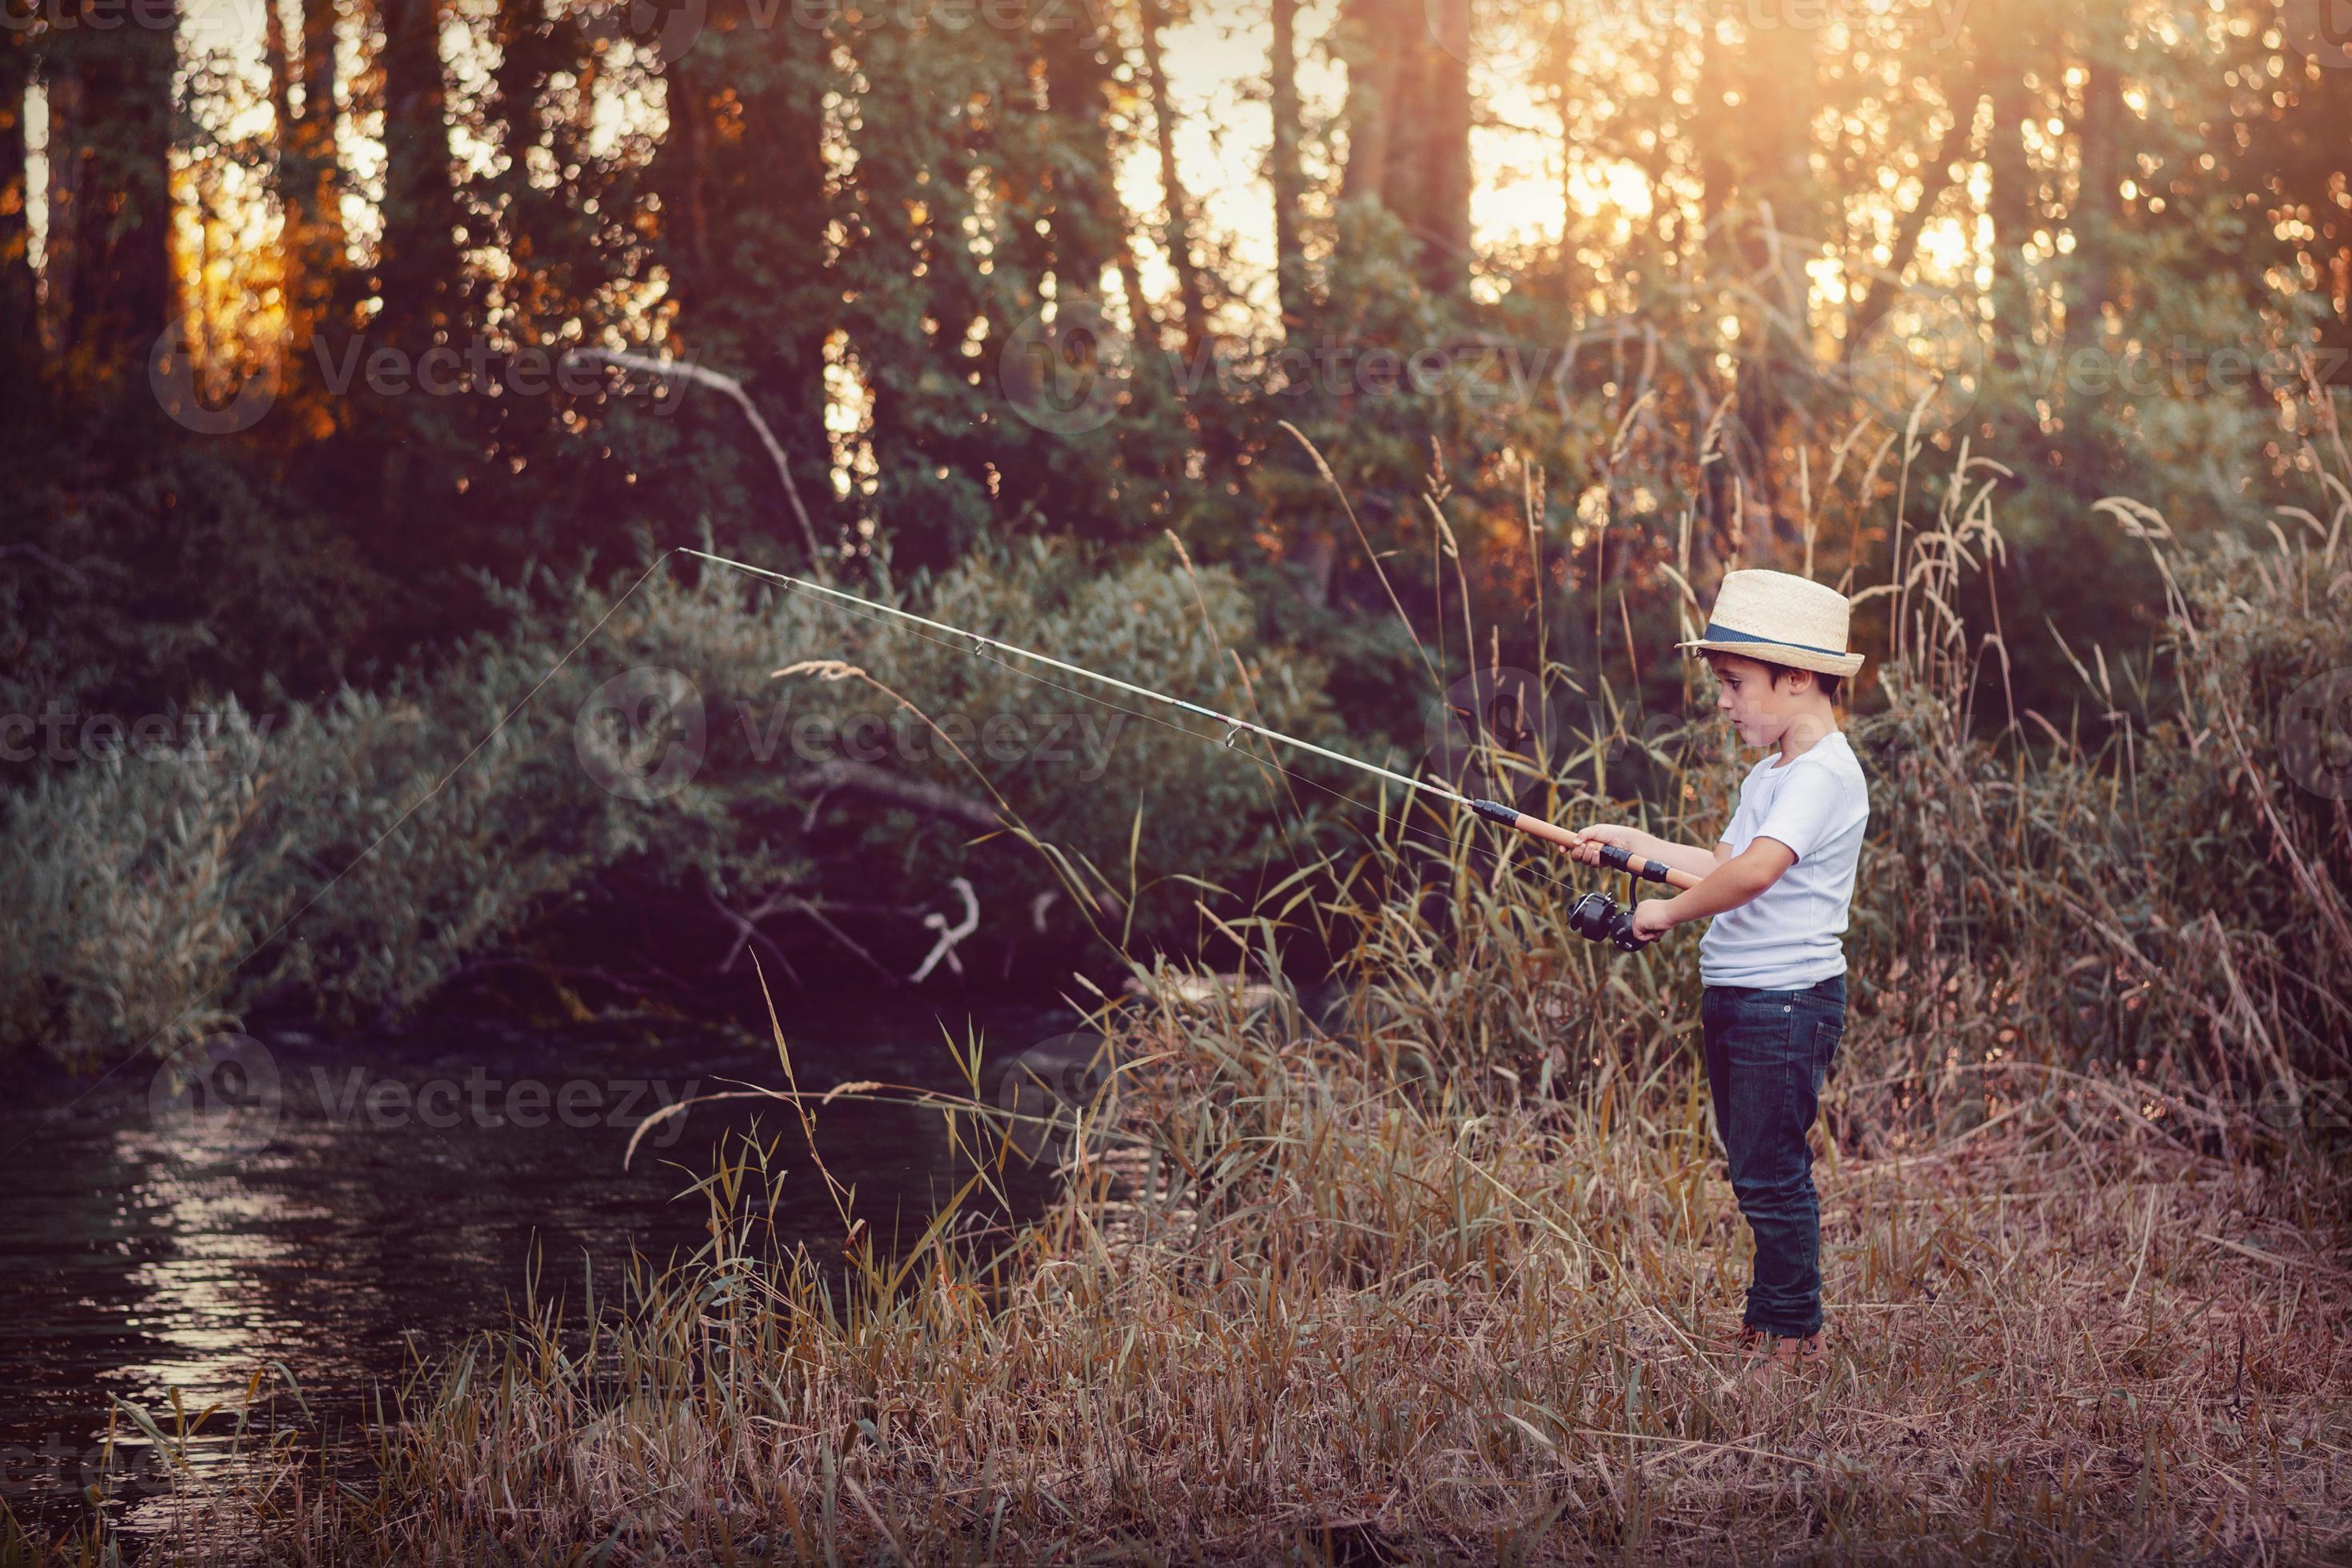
0, 542, 1343, 1066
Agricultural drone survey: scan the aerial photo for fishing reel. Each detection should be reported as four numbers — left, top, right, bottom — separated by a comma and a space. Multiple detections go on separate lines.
1468, 801, 1676, 954
1566, 890, 1646, 952
1568, 841, 1676, 952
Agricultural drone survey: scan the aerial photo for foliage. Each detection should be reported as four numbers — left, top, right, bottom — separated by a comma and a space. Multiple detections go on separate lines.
0, 543, 1342, 1066
66, 428, 2352, 1568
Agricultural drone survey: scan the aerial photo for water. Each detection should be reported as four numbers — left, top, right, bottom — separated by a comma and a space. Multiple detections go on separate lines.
0, 991, 1075, 1544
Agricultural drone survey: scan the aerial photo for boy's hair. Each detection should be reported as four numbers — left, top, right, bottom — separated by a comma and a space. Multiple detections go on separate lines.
1706, 651, 1842, 705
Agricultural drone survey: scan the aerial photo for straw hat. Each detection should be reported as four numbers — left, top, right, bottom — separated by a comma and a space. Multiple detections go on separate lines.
1678, 569, 1866, 678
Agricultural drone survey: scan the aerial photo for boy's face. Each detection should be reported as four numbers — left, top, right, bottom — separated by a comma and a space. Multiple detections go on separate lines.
1708, 654, 1809, 748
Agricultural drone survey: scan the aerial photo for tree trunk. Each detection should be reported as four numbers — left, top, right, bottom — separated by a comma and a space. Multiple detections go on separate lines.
649, 2, 834, 563
374, 0, 464, 353
1336, 0, 1399, 214
0, 19, 38, 383
1730, 14, 1818, 536
1141, 0, 1206, 365
1270, 0, 1309, 332
1415, 0, 1471, 297
1852, 96, 1982, 340
1978, 11, 2035, 358
268, 0, 348, 379
2071, 0, 2123, 341
489, 0, 558, 343
1038, 0, 1122, 298
48, 0, 175, 396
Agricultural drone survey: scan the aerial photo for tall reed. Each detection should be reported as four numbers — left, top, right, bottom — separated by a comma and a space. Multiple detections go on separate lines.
37, 417, 2351, 1564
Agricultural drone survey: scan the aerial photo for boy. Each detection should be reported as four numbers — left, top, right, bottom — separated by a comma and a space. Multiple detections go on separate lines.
1572, 569, 1870, 1374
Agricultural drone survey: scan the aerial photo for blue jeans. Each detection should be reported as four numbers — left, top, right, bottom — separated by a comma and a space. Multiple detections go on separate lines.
1701, 974, 1846, 1338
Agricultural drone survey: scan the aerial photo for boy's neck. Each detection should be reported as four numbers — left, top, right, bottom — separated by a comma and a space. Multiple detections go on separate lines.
1770, 705, 1839, 764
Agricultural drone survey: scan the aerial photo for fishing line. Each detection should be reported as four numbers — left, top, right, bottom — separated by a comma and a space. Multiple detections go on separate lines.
10, 540, 1674, 1158
686, 549, 1650, 910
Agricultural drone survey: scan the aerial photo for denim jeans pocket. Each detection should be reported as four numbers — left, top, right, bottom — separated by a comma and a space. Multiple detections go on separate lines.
1810, 1014, 1844, 1090
1722, 990, 1803, 1069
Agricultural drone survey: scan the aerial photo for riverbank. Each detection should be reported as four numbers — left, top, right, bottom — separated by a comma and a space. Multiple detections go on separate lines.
20, 451, 2352, 1562
119, 987, 2352, 1562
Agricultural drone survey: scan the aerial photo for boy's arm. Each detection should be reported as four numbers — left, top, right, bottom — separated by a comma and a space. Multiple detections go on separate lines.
1571, 824, 1729, 882
1631, 837, 1796, 939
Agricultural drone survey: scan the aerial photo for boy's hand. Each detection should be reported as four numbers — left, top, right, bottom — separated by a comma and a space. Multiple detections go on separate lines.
1570, 823, 1638, 867
1630, 898, 1676, 942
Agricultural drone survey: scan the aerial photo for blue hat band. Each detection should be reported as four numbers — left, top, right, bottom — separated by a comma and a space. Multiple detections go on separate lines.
1701, 622, 1850, 660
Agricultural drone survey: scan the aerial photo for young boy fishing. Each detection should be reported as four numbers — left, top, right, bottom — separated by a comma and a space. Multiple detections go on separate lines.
1571, 570, 1870, 1374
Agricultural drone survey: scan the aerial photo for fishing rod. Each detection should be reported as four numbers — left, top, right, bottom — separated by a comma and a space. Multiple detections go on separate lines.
678, 548, 1700, 950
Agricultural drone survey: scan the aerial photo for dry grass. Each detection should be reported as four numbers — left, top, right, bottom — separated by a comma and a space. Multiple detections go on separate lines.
94, 1002, 2349, 1564
25, 406, 2352, 1565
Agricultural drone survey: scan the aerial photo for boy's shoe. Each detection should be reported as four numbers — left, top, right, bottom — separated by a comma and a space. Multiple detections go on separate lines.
1718, 1323, 1825, 1378
1767, 1330, 1826, 1374
1718, 1323, 1766, 1358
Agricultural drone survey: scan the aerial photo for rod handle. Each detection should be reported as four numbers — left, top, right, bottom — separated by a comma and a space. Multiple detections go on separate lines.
1470, 801, 1704, 890
1594, 841, 1704, 890
1469, 799, 1581, 852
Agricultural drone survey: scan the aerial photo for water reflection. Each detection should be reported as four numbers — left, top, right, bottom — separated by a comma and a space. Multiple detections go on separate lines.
0, 995, 1068, 1542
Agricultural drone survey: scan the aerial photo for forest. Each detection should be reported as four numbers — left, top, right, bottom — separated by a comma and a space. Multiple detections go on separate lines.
7, 0, 2348, 1053
2, 0, 2350, 1555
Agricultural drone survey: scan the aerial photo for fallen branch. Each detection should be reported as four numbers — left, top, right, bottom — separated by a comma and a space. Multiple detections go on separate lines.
790, 758, 1004, 834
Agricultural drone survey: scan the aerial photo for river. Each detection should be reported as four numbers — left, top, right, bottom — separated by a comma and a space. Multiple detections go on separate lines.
0, 990, 1079, 1547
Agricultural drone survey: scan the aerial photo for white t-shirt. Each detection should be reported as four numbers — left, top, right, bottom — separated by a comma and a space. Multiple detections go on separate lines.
1698, 730, 1870, 990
